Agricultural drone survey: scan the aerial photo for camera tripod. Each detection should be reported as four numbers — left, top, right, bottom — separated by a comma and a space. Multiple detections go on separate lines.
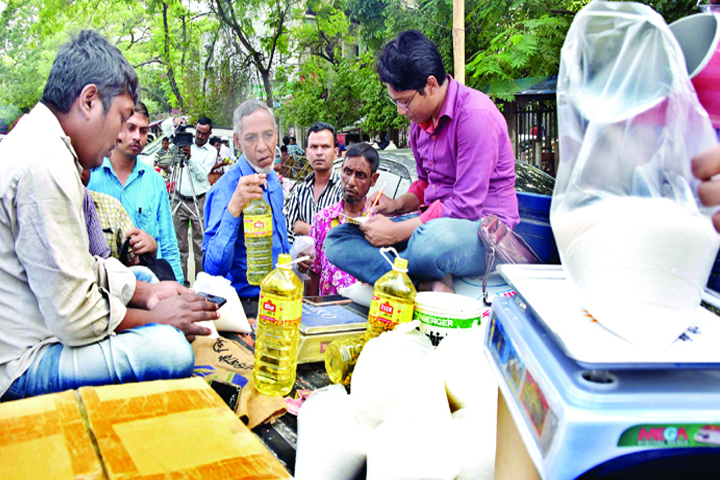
169, 147, 205, 235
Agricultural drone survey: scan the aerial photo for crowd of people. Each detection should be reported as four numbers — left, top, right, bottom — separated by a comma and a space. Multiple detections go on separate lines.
2, 27, 720, 402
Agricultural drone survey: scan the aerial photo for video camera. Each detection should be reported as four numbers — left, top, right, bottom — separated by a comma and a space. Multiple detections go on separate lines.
171, 123, 194, 148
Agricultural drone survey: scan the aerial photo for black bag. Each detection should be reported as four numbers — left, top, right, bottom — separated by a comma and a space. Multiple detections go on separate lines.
120, 238, 178, 282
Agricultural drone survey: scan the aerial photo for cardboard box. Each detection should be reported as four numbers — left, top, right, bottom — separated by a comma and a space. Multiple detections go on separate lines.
0, 378, 291, 479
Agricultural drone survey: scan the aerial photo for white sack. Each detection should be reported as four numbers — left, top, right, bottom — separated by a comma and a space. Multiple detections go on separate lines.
294, 385, 369, 480
452, 408, 497, 480
366, 416, 461, 480
193, 272, 252, 333
435, 327, 497, 412
350, 322, 451, 429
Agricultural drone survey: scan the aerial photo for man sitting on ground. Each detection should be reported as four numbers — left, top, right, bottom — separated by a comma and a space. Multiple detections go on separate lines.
0, 30, 217, 402
88, 101, 184, 284
298, 143, 379, 296
203, 99, 290, 318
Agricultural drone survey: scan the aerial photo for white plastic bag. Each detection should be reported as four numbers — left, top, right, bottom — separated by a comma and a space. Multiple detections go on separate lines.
192, 272, 251, 333
294, 385, 369, 480
290, 235, 315, 281
552, 1, 720, 346
366, 416, 460, 480
350, 322, 451, 429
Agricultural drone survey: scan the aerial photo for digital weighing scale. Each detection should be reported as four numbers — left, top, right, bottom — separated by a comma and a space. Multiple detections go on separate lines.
485, 264, 720, 479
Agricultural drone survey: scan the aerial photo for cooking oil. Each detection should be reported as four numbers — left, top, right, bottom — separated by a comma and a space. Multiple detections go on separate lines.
244, 198, 273, 285
253, 254, 304, 396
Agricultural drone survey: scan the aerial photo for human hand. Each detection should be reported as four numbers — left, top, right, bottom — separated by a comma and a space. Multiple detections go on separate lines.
144, 281, 191, 310
182, 145, 191, 159
366, 191, 396, 216
360, 215, 399, 247
297, 248, 316, 275
692, 144, 720, 232
149, 294, 219, 342
227, 173, 267, 217
126, 228, 158, 257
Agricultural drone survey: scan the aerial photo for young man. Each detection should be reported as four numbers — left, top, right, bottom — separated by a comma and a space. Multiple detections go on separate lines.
202, 99, 291, 318
325, 30, 519, 291
174, 116, 216, 285
300, 143, 380, 296
0, 30, 218, 402
282, 122, 343, 243
88, 101, 184, 283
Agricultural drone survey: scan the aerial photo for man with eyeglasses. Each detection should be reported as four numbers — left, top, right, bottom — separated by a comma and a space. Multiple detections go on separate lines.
325, 30, 519, 292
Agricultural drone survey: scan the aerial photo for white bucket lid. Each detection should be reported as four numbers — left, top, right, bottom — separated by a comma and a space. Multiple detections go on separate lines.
414, 292, 485, 318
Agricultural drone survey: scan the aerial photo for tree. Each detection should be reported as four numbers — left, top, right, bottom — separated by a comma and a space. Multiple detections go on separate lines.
211, 0, 301, 107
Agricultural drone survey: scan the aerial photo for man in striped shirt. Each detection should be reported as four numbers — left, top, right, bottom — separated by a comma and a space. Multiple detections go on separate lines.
282, 122, 344, 243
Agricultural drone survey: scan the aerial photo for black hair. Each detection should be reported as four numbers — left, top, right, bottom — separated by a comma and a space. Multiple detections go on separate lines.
376, 30, 447, 94
280, 145, 288, 153
306, 121, 337, 147
41, 30, 139, 114
282, 136, 290, 145
197, 116, 213, 129
345, 143, 380, 174
133, 100, 149, 119
362, 133, 370, 142
162, 136, 169, 142
209, 137, 221, 146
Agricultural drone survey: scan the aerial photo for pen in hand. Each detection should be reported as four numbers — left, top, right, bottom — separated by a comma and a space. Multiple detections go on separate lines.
366, 181, 387, 217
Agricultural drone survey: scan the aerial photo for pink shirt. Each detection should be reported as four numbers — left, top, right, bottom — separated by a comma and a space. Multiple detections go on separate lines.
408, 76, 519, 228
310, 201, 364, 295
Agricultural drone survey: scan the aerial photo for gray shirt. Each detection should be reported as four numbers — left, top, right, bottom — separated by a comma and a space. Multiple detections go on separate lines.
0, 103, 136, 397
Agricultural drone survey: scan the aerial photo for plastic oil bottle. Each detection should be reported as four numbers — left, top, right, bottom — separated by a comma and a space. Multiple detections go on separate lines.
365, 254, 417, 341
325, 248, 416, 385
244, 198, 273, 285
253, 254, 304, 396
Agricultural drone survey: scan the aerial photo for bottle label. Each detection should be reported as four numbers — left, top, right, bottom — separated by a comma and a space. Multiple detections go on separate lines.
258, 293, 302, 327
368, 295, 414, 330
244, 214, 273, 237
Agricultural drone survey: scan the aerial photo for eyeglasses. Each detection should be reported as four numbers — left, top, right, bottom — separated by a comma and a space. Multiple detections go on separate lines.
386, 91, 417, 111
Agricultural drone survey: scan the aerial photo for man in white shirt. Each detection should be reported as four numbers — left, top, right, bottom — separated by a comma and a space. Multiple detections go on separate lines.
173, 116, 216, 286
219, 136, 236, 162
0, 30, 218, 402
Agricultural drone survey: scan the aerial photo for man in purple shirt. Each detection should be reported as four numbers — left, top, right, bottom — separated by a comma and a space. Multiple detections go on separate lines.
325, 30, 519, 290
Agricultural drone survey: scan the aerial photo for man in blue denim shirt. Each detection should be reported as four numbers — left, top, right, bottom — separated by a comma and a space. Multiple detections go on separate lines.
88, 101, 184, 283
203, 99, 290, 317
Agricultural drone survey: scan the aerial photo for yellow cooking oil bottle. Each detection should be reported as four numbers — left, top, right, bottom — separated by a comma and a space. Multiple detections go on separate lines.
325, 248, 416, 385
253, 254, 304, 396
244, 198, 273, 285
365, 253, 417, 341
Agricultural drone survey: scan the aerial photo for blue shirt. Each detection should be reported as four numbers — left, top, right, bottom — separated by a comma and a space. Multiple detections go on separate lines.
88, 158, 184, 284
202, 157, 290, 298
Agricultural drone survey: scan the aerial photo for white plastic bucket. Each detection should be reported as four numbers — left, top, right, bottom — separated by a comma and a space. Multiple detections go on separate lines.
413, 292, 485, 347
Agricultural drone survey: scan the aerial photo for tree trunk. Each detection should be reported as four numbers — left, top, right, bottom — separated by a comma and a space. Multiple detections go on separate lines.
261, 68, 274, 108
163, 2, 184, 110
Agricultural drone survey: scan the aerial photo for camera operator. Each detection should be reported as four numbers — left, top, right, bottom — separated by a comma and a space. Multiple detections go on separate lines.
173, 116, 216, 286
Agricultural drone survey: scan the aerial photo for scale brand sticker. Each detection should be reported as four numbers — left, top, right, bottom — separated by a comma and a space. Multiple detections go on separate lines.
258, 293, 301, 327
618, 424, 720, 448
244, 214, 273, 237
521, 371, 550, 435
489, 316, 526, 393
368, 296, 414, 330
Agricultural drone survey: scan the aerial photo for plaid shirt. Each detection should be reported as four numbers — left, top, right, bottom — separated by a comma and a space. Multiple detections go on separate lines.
282, 169, 343, 243
88, 190, 135, 260
309, 200, 365, 295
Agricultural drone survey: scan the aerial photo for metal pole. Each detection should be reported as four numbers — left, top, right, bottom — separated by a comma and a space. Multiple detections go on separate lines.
453, 0, 465, 85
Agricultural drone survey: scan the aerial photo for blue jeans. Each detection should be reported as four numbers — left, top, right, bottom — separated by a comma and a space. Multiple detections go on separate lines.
1, 324, 194, 402
325, 216, 487, 285
129, 265, 160, 284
